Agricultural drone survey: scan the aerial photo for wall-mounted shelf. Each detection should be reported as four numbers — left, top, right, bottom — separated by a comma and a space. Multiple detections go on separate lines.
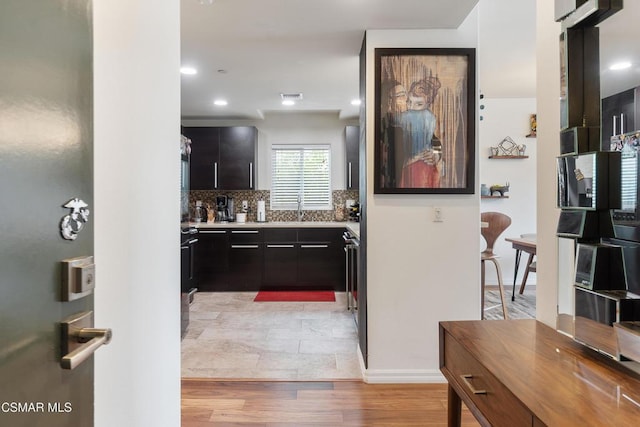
488, 155, 529, 159
481, 195, 510, 199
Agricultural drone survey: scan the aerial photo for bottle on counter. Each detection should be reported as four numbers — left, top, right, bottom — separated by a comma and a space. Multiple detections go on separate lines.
195, 200, 204, 223
206, 203, 214, 223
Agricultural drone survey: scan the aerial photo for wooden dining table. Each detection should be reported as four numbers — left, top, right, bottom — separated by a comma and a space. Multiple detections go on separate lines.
505, 236, 536, 301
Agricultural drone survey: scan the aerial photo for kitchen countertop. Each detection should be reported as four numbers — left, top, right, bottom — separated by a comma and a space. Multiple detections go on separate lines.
188, 220, 360, 238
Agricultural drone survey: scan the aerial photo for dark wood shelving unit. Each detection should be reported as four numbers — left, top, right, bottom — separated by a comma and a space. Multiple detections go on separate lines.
488, 155, 529, 159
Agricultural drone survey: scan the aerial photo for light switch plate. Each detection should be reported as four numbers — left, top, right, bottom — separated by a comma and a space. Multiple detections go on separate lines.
62, 256, 95, 301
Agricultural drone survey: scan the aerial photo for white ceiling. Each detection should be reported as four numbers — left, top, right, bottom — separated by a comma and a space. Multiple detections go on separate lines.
180, 0, 640, 121
180, 0, 479, 120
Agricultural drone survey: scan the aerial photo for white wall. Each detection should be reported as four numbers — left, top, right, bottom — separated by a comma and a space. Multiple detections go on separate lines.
94, 1, 181, 426
363, 8, 480, 383
535, 1, 562, 327
182, 112, 359, 190
479, 98, 537, 287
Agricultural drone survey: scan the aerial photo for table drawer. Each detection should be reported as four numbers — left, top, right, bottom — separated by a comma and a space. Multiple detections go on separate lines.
443, 331, 533, 427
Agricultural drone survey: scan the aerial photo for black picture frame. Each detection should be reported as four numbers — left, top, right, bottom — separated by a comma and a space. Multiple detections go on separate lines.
374, 48, 476, 194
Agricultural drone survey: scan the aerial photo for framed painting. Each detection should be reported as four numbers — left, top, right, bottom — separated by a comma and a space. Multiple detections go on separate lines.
374, 48, 476, 194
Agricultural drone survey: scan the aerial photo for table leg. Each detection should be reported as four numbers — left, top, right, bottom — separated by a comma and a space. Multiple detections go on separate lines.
512, 249, 522, 301
448, 383, 462, 427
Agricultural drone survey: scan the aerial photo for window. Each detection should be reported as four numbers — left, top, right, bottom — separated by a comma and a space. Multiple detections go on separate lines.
271, 145, 331, 210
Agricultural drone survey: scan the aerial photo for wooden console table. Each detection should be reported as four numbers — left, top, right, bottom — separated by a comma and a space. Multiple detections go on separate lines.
439, 320, 640, 426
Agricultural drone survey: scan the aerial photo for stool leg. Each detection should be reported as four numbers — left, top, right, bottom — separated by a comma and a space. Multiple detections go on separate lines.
490, 259, 509, 320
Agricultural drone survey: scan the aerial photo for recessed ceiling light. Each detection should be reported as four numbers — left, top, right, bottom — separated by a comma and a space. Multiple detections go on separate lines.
213, 99, 228, 106
610, 61, 632, 71
282, 100, 295, 106
180, 67, 197, 75
351, 99, 362, 106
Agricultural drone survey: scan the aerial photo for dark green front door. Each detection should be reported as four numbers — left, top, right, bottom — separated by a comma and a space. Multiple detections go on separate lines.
0, 1, 95, 426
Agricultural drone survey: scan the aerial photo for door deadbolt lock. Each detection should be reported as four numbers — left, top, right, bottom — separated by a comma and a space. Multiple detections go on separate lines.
61, 256, 95, 301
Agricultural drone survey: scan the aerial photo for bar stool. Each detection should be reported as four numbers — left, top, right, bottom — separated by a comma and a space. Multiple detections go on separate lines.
481, 212, 511, 319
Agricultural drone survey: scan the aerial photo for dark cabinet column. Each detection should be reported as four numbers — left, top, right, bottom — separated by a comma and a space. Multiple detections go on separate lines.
346, 126, 360, 190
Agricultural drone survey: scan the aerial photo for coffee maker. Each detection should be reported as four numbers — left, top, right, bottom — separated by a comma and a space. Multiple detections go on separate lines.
215, 195, 234, 222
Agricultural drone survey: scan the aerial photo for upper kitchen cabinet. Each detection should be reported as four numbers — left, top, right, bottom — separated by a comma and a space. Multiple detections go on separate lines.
219, 127, 257, 190
345, 125, 360, 190
601, 87, 640, 150
183, 126, 257, 190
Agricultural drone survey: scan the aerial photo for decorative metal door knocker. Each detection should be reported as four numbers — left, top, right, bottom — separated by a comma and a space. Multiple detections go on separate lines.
60, 198, 90, 240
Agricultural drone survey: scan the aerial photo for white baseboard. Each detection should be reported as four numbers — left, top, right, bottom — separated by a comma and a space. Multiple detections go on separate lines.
363, 368, 446, 383
357, 348, 447, 384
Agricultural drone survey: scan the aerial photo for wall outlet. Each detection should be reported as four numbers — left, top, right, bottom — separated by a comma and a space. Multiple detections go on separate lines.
433, 207, 443, 222
242, 200, 248, 212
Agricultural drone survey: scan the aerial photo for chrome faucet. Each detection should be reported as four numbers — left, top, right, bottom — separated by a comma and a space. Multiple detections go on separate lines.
297, 193, 304, 221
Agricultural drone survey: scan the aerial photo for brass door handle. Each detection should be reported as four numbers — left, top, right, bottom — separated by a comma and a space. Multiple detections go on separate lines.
61, 311, 112, 370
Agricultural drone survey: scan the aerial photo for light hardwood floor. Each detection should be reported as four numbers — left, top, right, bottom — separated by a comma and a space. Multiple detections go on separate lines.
182, 379, 481, 426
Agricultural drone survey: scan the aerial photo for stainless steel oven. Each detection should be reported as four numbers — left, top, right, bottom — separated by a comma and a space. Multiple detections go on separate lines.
181, 227, 198, 338
343, 231, 360, 324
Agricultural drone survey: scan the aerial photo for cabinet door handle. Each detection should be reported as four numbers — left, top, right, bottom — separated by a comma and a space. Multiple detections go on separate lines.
214, 162, 218, 188
249, 162, 253, 188
621, 112, 625, 134
231, 230, 259, 234
348, 162, 352, 188
301, 244, 328, 249
199, 230, 227, 234
613, 115, 617, 136
267, 244, 294, 248
460, 375, 487, 395
231, 245, 259, 249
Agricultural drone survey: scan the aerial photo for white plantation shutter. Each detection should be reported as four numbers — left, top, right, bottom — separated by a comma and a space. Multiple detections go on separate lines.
271, 145, 332, 210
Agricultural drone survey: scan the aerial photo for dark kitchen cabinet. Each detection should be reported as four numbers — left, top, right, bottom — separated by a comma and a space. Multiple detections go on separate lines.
194, 226, 345, 292
345, 125, 360, 190
183, 127, 219, 191
601, 87, 640, 149
182, 126, 257, 190
263, 229, 298, 286
297, 228, 344, 290
219, 127, 257, 190
194, 229, 228, 291
228, 229, 263, 289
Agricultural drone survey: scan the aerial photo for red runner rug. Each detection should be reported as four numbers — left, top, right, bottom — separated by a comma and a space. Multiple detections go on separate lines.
254, 291, 336, 302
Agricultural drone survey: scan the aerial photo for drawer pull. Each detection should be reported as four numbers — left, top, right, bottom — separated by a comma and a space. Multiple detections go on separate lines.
231, 230, 259, 234
461, 375, 487, 395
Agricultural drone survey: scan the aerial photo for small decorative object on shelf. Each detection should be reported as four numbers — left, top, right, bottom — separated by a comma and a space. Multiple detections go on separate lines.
480, 184, 490, 196
489, 136, 526, 157
489, 182, 510, 197
526, 114, 537, 138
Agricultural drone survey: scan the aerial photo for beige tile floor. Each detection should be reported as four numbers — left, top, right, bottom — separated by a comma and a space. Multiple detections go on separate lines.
181, 291, 362, 380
